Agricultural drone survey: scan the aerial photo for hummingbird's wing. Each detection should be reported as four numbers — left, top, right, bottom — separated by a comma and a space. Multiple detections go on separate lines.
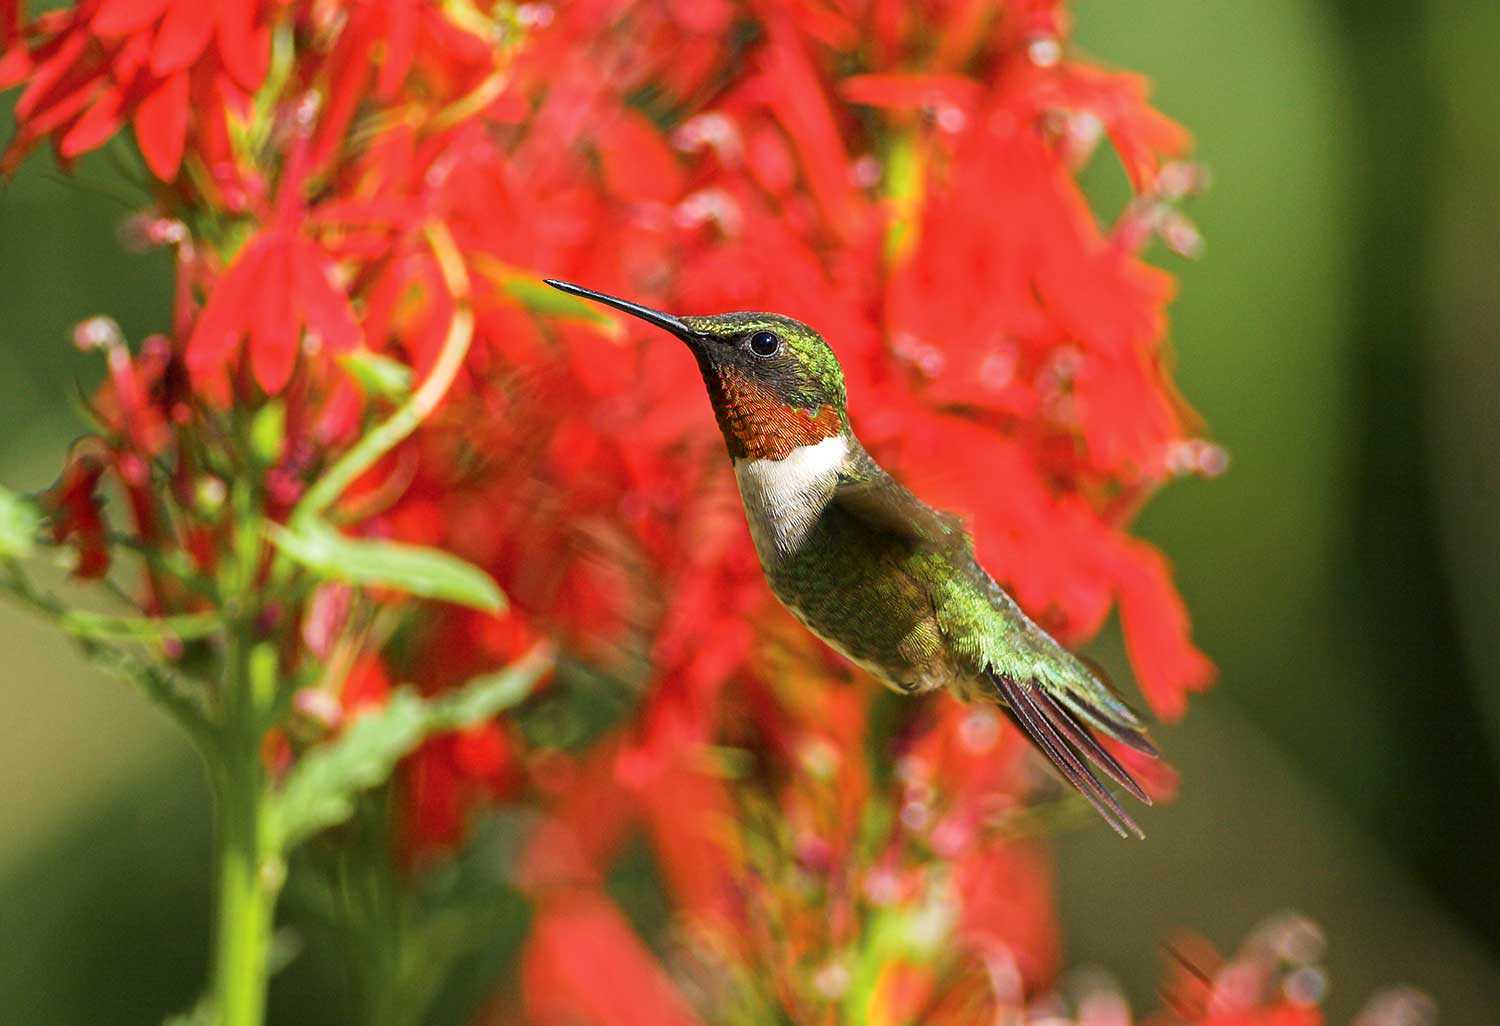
831, 445, 970, 553
832, 443, 1158, 837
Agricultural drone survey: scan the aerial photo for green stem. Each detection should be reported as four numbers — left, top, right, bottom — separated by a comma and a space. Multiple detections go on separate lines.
211, 478, 281, 1026
292, 222, 474, 525
211, 743, 275, 1026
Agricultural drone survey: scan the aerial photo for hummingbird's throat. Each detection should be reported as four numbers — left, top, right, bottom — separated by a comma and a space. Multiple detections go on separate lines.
704, 366, 844, 460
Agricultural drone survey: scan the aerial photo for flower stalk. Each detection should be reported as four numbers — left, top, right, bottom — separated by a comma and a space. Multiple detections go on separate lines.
209, 723, 276, 1026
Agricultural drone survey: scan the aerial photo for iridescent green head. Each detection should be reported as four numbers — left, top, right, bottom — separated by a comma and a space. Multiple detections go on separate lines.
545, 281, 849, 459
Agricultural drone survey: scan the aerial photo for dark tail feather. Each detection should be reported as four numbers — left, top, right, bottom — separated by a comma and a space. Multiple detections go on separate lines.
987, 671, 1147, 839
1075, 656, 1161, 759
1034, 690, 1151, 804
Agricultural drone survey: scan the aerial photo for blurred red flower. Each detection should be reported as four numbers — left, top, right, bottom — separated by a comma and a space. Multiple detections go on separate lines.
2, 0, 267, 179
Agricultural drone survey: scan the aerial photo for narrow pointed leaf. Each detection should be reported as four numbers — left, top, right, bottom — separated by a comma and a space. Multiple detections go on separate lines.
504, 276, 620, 329
272, 643, 551, 848
267, 519, 505, 612
473, 258, 622, 336
59, 609, 223, 642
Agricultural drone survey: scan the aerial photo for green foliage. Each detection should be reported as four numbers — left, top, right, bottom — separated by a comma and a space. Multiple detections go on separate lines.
339, 351, 414, 401
59, 609, 223, 642
270, 645, 551, 849
249, 401, 286, 467
266, 519, 505, 613
0, 485, 40, 559
494, 269, 623, 334
513, 655, 641, 752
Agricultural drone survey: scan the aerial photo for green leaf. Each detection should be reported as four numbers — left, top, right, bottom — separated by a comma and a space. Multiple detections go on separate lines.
267, 519, 505, 612
0, 485, 41, 559
59, 609, 223, 642
249, 399, 286, 466
425, 656, 555, 731
502, 275, 617, 326
271, 644, 551, 849
339, 350, 414, 400
474, 259, 621, 337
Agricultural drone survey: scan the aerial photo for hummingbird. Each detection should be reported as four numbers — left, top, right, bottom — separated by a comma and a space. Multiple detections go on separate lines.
544, 280, 1160, 837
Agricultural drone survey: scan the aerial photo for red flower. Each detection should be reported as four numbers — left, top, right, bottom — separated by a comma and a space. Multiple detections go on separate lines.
340, 653, 391, 717
0, 0, 26, 86
40, 442, 111, 579
1112, 539, 1217, 721
956, 843, 1061, 987
186, 226, 361, 398
1, 0, 268, 179
523, 890, 706, 1026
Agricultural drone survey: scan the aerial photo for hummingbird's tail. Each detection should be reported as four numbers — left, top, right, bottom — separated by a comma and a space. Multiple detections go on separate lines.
984, 669, 1154, 839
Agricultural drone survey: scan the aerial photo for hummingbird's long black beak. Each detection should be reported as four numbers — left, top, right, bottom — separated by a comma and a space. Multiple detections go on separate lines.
543, 279, 699, 343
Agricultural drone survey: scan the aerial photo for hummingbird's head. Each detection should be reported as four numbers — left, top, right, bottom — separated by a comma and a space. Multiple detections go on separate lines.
544, 280, 848, 461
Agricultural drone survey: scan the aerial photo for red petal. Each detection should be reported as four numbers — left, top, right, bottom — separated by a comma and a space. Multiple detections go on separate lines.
0, 0, 20, 51
309, 19, 372, 173
340, 653, 390, 715
957, 845, 1062, 987
401, 742, 465, 862
1113, 540, 1215, 721
666, 0, 732, 34
19, 70, 101, 136
595, 107, 684, 203
0, 45, 29, 90
452, 722, 512, 785
149, 0, 214, 75
92, 0, 169, 38
314, 371, 363, 445
746, 123, 796, 196
762, 16, 864, 239
523, 892, 706, 1026
0, 0, 29, 88
132, 68, 189, 179
60, 85, 125, 157
374, 0, 417, 99
15, 30, 90, 120
187, 238, 265, 402
293, 239, 361, 354
840, 73, 981, 113
214, 0, 266, 91
249, 239, 299, 395
933, 0, 992, 69
109, 26, 152, 79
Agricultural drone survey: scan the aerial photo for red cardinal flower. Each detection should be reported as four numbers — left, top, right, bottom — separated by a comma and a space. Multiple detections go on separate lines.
0, 0, 26, 86
1, 0, 268, 179
185, 136, 363, 400
524, 890, 707, 1026
40, 442, 111, 579
186, 225, 362, 398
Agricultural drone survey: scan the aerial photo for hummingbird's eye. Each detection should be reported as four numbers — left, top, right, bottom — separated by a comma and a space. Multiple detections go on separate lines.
748, 330, 781, 357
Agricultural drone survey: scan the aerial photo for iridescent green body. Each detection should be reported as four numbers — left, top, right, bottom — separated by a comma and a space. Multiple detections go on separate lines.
545, 280, 1160, 837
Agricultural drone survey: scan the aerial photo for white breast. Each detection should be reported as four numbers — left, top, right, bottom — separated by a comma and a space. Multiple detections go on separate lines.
733, 433, 849, 560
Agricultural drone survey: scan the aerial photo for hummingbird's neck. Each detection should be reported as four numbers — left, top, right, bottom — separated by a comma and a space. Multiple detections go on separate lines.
733, 432, 850, 560
699, 362, 846, 461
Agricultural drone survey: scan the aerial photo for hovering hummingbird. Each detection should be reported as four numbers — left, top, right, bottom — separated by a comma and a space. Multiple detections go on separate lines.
545, 280, 1160, 837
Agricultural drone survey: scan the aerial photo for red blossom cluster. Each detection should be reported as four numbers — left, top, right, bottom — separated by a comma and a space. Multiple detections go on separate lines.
5, 0, 1247, 1020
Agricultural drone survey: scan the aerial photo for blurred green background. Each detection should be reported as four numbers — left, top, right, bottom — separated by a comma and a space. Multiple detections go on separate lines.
2, 0, 1498, 1021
